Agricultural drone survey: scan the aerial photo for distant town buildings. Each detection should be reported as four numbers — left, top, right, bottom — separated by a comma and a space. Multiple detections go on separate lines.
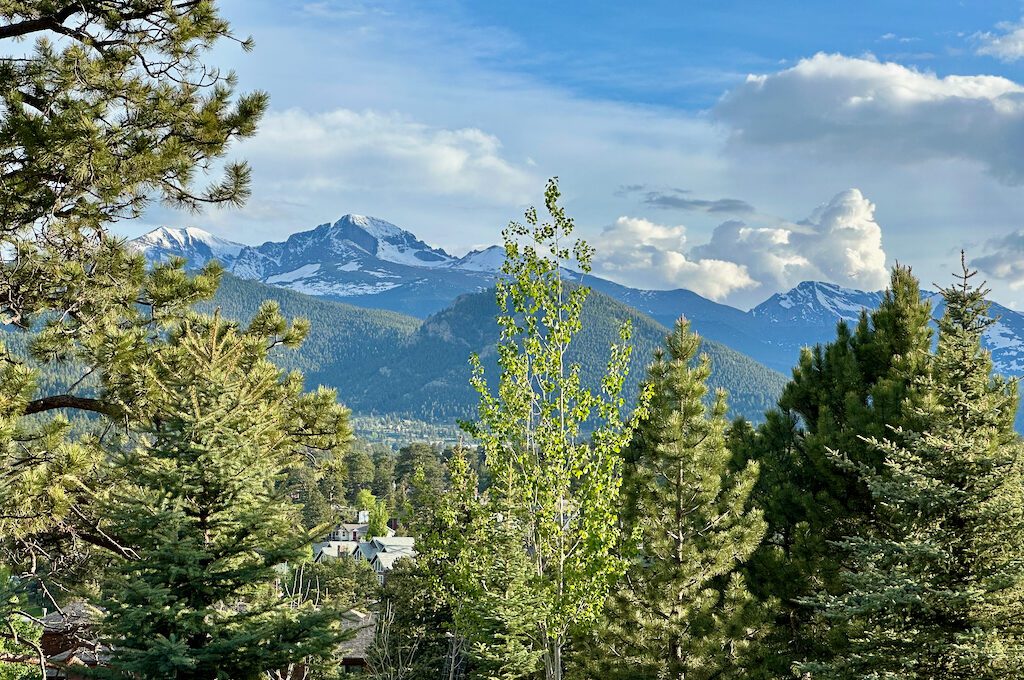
314, 514, 416, 583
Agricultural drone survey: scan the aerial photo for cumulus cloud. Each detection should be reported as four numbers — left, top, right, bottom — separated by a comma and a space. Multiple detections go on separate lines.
692, 189, 889, 298
716, 53, 1024, 184
974, 231, 1024, 288
238, 108, 537, 203
976, 19, 1024, 62
592, 216, 756, 300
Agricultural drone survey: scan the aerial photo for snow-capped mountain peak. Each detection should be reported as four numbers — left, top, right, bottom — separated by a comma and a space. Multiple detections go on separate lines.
752, 281, 883, 325
309, 214, 455, 268
346, 214, 403, 240
129, 226, 246, 268
451, 245, 506, 273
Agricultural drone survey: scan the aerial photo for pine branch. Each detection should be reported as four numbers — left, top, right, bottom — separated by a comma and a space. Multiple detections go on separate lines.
22, 394, 125, 420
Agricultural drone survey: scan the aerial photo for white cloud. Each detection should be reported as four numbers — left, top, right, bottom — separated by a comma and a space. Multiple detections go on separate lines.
692, 189, 889, 300
591, 216, 756, 300
238, 108, 537, 204
974, 231, 1024, 289
136, 5, 1024, 307
716, 53, 1024, 184
976, 19, 1024, 62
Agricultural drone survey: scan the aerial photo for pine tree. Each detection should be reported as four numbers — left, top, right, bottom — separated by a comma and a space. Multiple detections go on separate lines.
742, 265, 934, 672
97, 310, 353, 678
347, 448, 377, 502
373, 449, 398, 500
590, 320, 768, 679
802, 257, 1024, 679
1, 1, 266, 666
463, 178, 647, 680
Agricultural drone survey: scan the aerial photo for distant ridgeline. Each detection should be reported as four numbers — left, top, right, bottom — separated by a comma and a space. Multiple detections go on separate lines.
16, 213, 1024, 432
200, 275, 788, 425
0, 272, 785, 430
129, 219, 1024, 381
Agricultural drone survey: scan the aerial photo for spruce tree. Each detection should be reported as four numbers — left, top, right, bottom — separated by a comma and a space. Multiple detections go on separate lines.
590, 320, 768, 679
742, 265, 934, 672
97, 310, 353, 678
801, 258, 1024, 679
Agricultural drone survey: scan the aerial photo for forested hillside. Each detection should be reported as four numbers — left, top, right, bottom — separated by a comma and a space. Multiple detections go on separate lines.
201, 274, 421, 381
339, 285, 786, 422
1, 273, 785, 428
197, 275, 787, 423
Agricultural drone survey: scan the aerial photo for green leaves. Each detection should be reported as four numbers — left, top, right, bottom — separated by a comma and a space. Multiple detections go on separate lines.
463, 178, 648, 680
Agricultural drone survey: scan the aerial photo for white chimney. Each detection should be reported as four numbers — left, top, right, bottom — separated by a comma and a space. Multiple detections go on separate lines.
357, 509, 370, 524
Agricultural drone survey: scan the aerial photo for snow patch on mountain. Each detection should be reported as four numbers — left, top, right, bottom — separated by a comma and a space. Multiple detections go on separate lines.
266, 263, 321, 284
452, 245, 506, 273
286, 280, 402, 297
752, 281, 882, 325
338, 215, 454, 268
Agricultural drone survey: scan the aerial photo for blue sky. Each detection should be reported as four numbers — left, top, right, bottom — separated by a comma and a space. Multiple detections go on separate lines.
134, 0, 1024, 309
453, 1, 1018, 107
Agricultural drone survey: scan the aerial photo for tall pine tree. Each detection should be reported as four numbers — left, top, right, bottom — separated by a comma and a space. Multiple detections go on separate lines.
801, 258, 1024, 679
588, 320, 768, 679
97, 309, 353, 678
1, 1, 265, 670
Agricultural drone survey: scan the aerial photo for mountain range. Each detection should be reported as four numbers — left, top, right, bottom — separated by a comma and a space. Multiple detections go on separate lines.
130, 217, 1024, 381
196, 275, 787, 424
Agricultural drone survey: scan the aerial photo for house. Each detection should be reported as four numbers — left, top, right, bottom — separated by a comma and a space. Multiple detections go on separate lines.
336, 610, 376, 673
312, 540, 360, 562
326, 523, 367, 542
351, 536, 417, 583
325, 518, 395, 543
314, 523, 398, 563
39, 602, 107, 679
311, 512, 412, 581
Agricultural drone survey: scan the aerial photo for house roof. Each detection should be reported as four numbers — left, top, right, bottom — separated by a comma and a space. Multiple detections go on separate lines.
313, 540, 359, 562
371, 551, 415, 571
371, 536, 415, 551
338, 610, 376, 661
40, 601, 109, 669
353, 542, 376, 561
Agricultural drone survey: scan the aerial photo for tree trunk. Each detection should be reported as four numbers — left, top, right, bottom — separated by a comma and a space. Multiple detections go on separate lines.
544, 636, 563, 680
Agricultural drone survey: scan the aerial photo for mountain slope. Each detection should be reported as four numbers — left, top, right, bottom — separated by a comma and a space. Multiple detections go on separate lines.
199, 277, 787, 423
339, 286, 787, 423
751, 281, 1024, 380
200, 275, 421, 388
127, 222, 802, 369
129, 219, 1024, 392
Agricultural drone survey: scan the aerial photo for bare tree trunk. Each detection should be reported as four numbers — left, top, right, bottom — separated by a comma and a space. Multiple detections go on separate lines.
544, 635, 563, 680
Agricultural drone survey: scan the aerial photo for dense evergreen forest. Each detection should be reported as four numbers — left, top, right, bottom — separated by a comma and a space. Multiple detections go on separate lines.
4, 2, 1024, 679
